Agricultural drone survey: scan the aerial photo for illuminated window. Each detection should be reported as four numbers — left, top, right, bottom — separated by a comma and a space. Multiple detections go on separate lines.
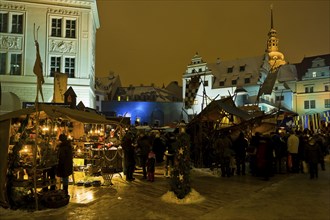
10, 53, 22, 75
325, 99, 330, 108
312, 72, 316, 77
65, 57, 75, 78
117, 96, 121, 101
0, 53, 6, 74
193, 99, 198, 105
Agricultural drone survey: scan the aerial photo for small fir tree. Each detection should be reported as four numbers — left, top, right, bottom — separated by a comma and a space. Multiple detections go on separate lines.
170, 128, 191, 199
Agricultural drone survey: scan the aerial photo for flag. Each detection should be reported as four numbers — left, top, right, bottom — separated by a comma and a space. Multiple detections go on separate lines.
184, 75, 200, 108
33, 40, 45, 102
53, 72, 68, 103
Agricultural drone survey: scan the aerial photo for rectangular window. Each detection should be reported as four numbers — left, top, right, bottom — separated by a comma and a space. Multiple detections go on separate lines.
232, 80, 237, 85
305, 86, 314, 93
10, 54, 22, 75
50, 56, 61, 76
239, 65, 245, 72
96, 95, 99, 101
0, 53, 6, 74
64, 57, 75, 78
65, 19, 76, 38
0, 13, 8, 33
304, 100, 309, 109
325, 99, 330, 108
11, 14, 23, 34
276, 96, 284, 101
51, 18, 62, 37
204, 80, 208, 87
310, 100, 315, 109
244, 78, 250, 84
325, 85, 329, 91
227, 67, 233, 73
219, 81, 224, 86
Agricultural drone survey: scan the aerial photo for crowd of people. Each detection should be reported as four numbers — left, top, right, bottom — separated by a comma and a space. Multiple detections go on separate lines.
212, 128, 329, 181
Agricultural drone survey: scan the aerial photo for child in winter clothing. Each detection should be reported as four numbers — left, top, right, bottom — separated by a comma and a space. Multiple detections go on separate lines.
146, 149, 156, 182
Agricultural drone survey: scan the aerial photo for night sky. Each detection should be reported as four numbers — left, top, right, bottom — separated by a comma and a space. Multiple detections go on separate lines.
95, 0, 330, 87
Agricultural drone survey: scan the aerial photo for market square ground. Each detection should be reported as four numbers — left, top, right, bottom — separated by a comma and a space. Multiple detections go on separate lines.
1, 157, 329, 220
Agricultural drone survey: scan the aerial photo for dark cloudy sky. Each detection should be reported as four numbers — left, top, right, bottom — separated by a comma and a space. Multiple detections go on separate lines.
95, 0, 330, 87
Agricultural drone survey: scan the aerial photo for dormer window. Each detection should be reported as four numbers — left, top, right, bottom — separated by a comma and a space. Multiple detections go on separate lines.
227, 67, 233, 73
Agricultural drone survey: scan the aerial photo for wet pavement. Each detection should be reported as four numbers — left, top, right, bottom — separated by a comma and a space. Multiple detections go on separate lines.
1, 158, 330, 220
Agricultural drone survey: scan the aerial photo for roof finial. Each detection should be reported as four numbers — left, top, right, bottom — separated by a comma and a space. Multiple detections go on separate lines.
270, 4, 274, 29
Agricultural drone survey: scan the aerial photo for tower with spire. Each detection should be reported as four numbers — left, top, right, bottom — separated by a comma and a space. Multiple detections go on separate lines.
266, 4, 286, 71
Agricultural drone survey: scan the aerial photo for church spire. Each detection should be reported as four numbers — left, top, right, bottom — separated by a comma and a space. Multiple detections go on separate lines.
266, 4, 286, 70
270, 4, 274, 29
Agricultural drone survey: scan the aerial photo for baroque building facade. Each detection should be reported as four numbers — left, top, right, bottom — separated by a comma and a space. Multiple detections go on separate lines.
0, 0, 99, 113
182, 7, 296, 121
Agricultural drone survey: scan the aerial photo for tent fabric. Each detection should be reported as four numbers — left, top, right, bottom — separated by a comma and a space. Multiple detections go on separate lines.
0, 104, 121, 125
189, 97, 254, 124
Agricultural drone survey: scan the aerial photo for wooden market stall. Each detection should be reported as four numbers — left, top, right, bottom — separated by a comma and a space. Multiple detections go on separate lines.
0, 104, 125, 210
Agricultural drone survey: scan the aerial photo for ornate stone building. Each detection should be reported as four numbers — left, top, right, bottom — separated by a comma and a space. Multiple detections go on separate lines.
0, 0, 99, 113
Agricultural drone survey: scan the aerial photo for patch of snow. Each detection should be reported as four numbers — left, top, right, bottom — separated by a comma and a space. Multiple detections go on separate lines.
161, 188, 205, 204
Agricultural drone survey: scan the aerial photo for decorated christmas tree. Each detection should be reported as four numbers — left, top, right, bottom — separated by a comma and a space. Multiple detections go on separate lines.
170, 125, 191, 199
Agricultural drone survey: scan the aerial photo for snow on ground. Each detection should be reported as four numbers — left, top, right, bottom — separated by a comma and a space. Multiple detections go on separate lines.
161, 188, 205, 204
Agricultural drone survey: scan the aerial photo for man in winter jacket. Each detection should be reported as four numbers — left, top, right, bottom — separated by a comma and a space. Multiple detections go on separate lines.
56, 134, 73, 195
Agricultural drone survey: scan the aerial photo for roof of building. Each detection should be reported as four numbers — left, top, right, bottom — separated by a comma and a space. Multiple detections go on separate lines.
207, 55, 268, 88
295, 54, 330, 80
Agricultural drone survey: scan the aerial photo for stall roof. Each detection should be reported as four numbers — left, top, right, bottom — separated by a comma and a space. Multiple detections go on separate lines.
0, 104, 122, 125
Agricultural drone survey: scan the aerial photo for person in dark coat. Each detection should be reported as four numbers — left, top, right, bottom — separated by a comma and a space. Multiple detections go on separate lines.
137, 132, 152, 179
233, 132, 248, 175
305, 135, 323, 179
56, 134, 73, 195
122, 131, 136, 181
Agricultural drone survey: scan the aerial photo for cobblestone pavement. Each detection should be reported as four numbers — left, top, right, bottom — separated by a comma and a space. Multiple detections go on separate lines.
1, 158, 329, 220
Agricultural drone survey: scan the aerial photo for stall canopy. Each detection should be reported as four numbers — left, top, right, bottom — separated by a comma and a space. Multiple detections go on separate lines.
0, 104, 123, 208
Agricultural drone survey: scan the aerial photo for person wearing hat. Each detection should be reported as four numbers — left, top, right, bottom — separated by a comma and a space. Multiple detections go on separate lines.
56, 133, 73, 195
